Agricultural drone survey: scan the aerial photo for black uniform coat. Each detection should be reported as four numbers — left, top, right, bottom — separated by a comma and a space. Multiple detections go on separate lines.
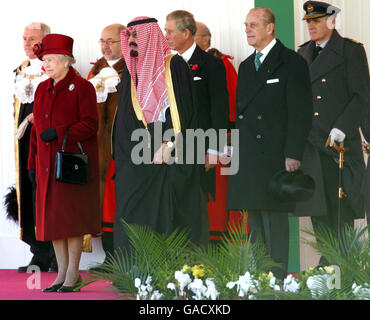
295, 29, 370, 218
113, 55, 207, 252
227, 39, 313, 212
188, 45, 229, 198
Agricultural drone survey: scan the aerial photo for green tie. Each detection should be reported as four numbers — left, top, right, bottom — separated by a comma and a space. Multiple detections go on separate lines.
255, 51, 263, 71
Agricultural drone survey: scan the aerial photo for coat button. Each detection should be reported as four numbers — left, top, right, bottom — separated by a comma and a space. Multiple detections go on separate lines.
46, 168, 49, 172
257, 115, 263, 120
46, 142, 49, 146
314, 112, 319, 117
238, 115, 244, 120
317, 96, 322, 100
45, 114, 49, 118
321, 78, 327, 83
256, 134, 262, 139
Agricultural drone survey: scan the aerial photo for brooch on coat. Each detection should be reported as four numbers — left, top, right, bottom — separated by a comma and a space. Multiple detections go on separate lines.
69, 84, 75, 91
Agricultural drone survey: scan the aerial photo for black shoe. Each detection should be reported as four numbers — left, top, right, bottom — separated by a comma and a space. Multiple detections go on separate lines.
57, 275, 82, 293
42, 283, 64, 292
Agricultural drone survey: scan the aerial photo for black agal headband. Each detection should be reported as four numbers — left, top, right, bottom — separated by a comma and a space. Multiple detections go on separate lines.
127, 18, 158, 27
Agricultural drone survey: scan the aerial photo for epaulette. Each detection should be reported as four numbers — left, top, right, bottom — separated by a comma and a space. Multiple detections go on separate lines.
345, 38, 363, 45
298, 40, 310, 48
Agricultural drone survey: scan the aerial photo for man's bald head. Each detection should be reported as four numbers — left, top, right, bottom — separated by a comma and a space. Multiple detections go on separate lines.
195, 21, 211, 51
100, 23, 126, 61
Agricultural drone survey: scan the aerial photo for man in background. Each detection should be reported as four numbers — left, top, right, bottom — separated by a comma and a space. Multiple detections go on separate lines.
165, 11, 229, 244
87, 23, 126, 270
227, 8, 313, 280
296, 2, 370, 263
9, 22, 56, 272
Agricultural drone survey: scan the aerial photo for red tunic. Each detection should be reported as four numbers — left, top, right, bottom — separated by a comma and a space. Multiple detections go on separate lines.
28, 67, 100, 241
207, 55, 249, 240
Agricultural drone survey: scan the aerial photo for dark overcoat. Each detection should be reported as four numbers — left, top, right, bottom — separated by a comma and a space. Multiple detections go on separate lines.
227, 40, 313, 212
295, 30, 370, 218
28, 67, 101, 241
188, 45, 229, 198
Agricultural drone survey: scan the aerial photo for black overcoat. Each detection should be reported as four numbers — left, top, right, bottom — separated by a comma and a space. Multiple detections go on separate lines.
188, 45, 229, 198
295, 30, 370, 218
227, 40, 313, 212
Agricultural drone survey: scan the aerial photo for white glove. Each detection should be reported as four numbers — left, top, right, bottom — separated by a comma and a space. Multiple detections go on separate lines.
329, 128, 346, 146
16, 118, 30, 140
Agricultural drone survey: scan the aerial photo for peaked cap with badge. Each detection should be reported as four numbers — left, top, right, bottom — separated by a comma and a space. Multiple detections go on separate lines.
302, 1, 341, 20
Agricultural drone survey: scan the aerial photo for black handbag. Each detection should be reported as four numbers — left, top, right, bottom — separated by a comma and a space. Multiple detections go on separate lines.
55, 127, 89, 185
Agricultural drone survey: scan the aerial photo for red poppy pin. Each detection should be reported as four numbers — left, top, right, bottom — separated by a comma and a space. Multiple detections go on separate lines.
190, 64, 198, 71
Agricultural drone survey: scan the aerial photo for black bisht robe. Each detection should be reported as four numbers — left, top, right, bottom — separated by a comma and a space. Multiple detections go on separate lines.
113, 55, 208, 254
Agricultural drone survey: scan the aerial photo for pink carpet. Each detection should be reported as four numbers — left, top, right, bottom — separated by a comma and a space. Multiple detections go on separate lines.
0, 270, 120, 300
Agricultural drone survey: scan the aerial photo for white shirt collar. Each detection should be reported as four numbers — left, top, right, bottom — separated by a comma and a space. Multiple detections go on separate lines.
107, 58, 120, 68
317, 39, 329, 49
256, 38, 277, 64
179, 42, 197, 63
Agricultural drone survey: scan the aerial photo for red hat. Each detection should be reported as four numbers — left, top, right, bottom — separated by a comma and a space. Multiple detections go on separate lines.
33, 33, 74, 60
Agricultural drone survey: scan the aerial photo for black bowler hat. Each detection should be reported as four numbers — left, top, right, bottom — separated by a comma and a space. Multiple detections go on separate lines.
303, 1, 341, 20
268, 170, 315, 202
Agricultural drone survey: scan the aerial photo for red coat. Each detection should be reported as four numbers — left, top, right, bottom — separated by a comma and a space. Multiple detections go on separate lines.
28, 67, 100, 241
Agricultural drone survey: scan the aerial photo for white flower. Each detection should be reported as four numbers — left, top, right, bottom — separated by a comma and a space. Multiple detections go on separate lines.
269, 276, 280, 291
352, 282, 370, 300
135, 278, 141, 288
175, 270, 192, 296
167, 282, 176, 291
145, 276, 152, 285
306, 274, 330, 298
188, 279, 206, 300
150, 290, 163, 300
205, 278, 219, 300
228, 272, 259, 298
283, 274, 300, 293
226, 281, 236, 289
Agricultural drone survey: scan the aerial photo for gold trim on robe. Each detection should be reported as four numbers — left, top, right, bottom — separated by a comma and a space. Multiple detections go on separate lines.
13, 59, 30, 240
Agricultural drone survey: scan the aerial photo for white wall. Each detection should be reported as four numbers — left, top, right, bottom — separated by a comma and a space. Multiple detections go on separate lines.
0, 0, 254, 269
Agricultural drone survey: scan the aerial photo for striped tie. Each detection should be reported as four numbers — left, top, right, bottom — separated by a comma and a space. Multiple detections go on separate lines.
255, 51, 263, 71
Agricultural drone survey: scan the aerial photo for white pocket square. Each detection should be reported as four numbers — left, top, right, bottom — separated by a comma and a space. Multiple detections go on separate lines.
194, 76, 202, 81
267, 78, 279, 84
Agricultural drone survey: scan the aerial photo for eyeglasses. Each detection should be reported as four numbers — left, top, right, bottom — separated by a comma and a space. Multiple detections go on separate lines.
99, 40, 120, 45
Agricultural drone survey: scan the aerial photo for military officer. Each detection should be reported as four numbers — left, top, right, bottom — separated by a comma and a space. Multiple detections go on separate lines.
296, 1, 370, 263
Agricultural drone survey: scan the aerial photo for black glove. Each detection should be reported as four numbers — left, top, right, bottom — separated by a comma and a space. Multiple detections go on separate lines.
28, 169, 36, 185
40, 128, 57, 142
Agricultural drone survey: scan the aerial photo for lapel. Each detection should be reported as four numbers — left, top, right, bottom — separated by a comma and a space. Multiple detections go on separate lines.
187, 45, 206, 76
309, 29, 345, 82
239, 39, 284, 114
